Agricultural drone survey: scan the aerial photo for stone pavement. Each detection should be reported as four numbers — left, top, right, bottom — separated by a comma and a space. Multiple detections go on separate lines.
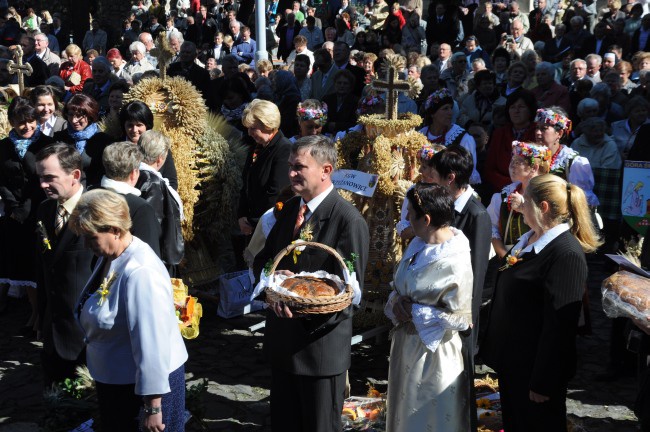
0, 254, 644, 431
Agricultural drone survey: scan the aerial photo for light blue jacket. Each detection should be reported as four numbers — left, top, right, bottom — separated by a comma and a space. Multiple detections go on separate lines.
78, 237, 188, 395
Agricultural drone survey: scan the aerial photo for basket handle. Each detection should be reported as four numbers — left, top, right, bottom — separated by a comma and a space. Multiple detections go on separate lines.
269, 241, 351, 277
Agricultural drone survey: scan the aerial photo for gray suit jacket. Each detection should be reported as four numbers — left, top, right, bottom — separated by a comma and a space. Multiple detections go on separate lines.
309, 64, 337, 100
39, 48, 61, 77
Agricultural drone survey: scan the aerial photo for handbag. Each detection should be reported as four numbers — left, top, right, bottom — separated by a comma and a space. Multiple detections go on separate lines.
217, 270, 264, 318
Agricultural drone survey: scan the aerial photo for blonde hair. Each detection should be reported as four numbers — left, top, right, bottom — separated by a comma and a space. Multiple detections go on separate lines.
256, 59, 273, 75
65, 44, 82, 58
69, 189, 132, 236
526, 174, 602, 253
242, 99, 281, 130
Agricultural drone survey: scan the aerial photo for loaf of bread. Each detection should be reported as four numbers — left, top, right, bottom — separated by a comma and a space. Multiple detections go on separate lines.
280, 276, 339, 298
603, 271, 650, 313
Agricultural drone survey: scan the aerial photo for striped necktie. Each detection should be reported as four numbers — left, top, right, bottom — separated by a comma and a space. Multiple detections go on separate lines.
293, 204, 308, 238
55, 204, 68, 236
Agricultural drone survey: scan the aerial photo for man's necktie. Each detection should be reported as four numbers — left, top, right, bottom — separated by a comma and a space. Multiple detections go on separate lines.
293, 204, 308, 238
55, 204, 68, 236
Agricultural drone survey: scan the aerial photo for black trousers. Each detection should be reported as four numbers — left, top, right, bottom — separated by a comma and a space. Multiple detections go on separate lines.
499, 370, 568, 432
41, 348, 86, 388
270, 368, 346, 432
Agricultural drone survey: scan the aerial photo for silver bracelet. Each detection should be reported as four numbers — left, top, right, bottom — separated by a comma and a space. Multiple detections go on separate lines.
143, 406, 162, 415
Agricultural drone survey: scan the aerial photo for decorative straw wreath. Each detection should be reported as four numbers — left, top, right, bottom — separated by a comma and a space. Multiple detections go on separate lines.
264, 242, 354, 314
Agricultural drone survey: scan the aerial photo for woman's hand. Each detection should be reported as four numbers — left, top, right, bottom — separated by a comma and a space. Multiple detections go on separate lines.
142, 396, 164, 431
509, 191, 524, 210
238, 217, 253, 235
529, 390, 550, 403
392, 294, 413, 323
142, 412, 165, 431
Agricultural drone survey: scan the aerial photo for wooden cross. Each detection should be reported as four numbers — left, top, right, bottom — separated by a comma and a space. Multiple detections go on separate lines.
7, 46, 32, 96
152, 31, 175, 81
372, 65, 411, 121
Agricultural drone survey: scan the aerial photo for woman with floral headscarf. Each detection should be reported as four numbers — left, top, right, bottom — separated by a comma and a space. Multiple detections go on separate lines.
486, 141, 552, 259
272, 70, 302, 138
0, 98, 54, 329
418, 88, 481, 184
289, 100, 328, 143
534, 106, 599, 207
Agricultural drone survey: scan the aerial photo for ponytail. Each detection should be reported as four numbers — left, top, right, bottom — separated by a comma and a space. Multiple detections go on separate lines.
527, 174, 602, 253
566, 182, 602, 253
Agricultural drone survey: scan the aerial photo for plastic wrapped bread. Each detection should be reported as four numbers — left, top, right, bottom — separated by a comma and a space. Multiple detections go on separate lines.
602, 271, 650, 320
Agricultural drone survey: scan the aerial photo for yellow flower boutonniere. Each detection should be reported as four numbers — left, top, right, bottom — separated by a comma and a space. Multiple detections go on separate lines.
499, 249, 523, 271
96, 271, 117, 306
36, 221, 51, 251
291, 223, 314, 263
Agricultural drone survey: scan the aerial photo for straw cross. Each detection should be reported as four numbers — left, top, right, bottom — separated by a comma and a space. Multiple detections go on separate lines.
7, 46, 32, 95
372, 65, 411, 120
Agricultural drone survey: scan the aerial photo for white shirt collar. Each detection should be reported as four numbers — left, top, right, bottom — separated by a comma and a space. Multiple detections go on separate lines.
454, 185, 474, 213
512, 223, 570, 255
300, 184, 334, 219
41, 115, 57, 136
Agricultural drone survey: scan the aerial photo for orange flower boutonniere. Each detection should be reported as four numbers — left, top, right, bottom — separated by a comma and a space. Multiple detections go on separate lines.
499, 249, 523, 271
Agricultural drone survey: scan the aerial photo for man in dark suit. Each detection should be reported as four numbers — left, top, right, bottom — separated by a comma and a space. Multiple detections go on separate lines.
580, 21, 615, 59
196, 4, 220, 46
35, 143, 94, 386
20, 35, 50, 87
51, 16, 69, 55
254, 135, 369, 432
277, 13, 302, 61
332, 41, 365, 96
100, 143, 161, 257
207, 32, 228, 65
630, 14, 650, 54
168, 41, 211, 99
431, 146, 491, 431
542, 23, 571, 63
426, 2, 463, 50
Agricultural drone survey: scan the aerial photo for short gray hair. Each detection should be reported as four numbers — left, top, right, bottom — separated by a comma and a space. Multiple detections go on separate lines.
103, 142, 143, 181
585, 53, 602, 65
138, 130, 171, 165
129, 41, 146, 55
292, 135, 337, 169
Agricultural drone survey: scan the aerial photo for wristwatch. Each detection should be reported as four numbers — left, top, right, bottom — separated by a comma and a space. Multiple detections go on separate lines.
143, 406, 162, 415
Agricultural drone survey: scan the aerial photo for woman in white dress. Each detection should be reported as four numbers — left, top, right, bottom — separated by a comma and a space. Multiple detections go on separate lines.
385, 184, 473, 432
418, 88, 481, 184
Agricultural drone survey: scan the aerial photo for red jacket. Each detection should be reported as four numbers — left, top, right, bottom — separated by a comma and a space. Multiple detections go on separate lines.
59, 60, 92, 94
483, 123, 537, 193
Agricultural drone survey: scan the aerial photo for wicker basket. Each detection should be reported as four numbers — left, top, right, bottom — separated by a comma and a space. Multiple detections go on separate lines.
264, 241, 354, 314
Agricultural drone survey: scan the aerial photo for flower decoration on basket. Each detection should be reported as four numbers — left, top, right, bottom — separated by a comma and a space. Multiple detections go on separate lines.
172, 278, 203, 340
512, 141, 551, 165
499, 250, 523, 271
296, 102, 328, 125
36, 221, 51, 251
534, 108, 572, 133
291, 223, 314, 264
96, 271, 117, 306
424, 88, 453, 111
344, 253, 360, 274
476, 398, 492, 409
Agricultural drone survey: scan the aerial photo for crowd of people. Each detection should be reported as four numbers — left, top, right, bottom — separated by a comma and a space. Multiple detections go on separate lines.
1, 0, 650, 431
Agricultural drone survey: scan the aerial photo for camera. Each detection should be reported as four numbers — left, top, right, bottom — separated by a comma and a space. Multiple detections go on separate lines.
504, 35, 514, 43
